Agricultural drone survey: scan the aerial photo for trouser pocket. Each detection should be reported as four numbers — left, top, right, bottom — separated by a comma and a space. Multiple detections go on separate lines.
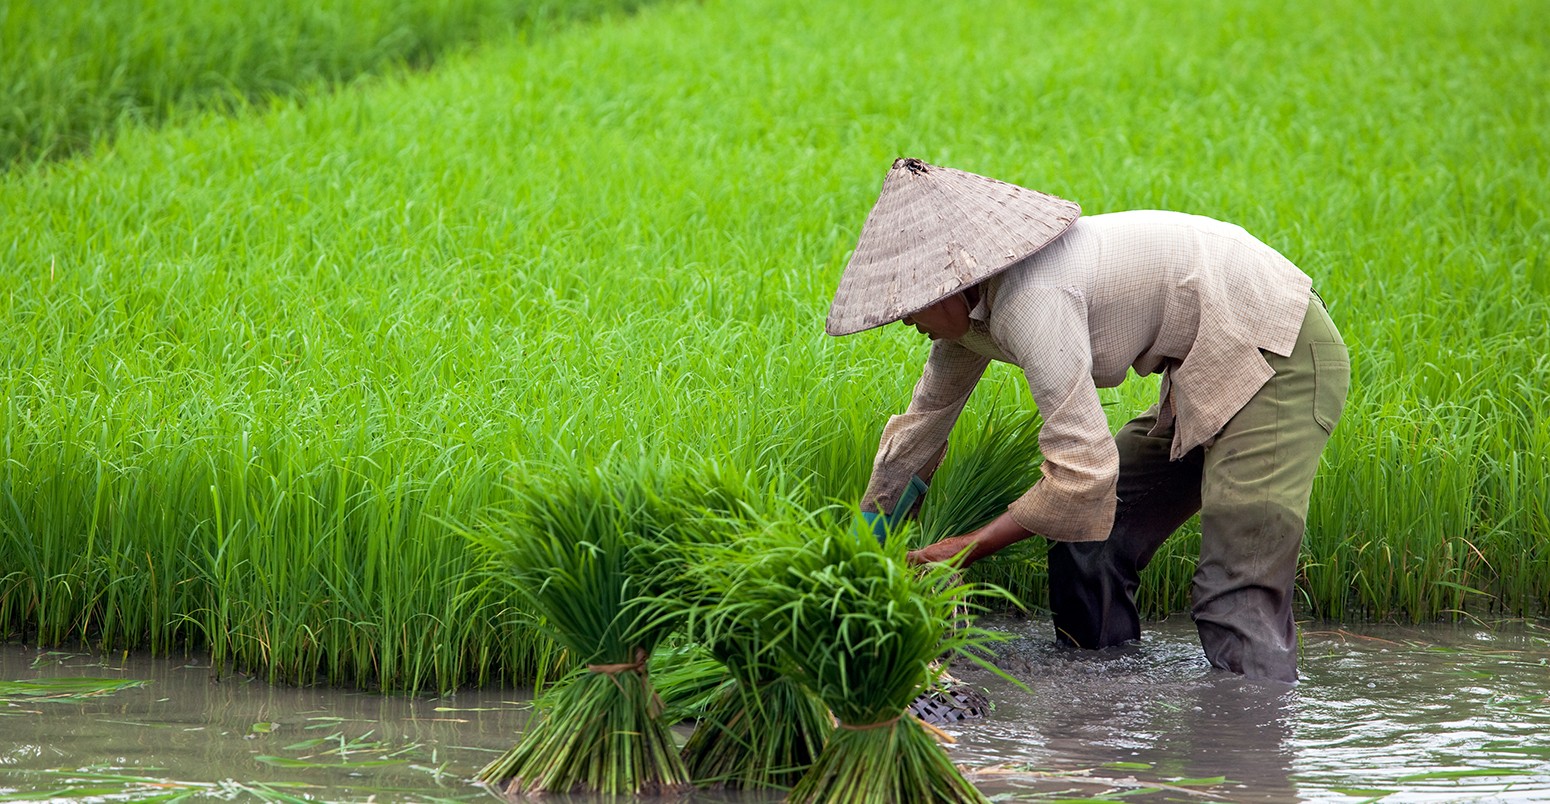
1310, 341, 1350, 434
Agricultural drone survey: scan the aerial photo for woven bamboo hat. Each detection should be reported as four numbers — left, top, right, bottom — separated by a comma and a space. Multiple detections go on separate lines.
826, 158, 1080, 336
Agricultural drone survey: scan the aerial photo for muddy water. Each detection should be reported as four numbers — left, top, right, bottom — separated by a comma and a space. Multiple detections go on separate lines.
0, 648, 535, 801
953, 617, 1550, 802
3, 618, 1546, 802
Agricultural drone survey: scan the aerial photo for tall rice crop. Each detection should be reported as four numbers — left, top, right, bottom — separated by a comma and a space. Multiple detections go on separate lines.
1, 0, 1546, 699
735, 525, 1010, 803
0, 0, 654, 166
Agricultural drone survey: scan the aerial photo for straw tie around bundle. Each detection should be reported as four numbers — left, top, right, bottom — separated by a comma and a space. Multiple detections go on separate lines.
587, 646, 648, 675
588, 646, 665, 714
840, 714, 957, 744
836, 716, 901, 732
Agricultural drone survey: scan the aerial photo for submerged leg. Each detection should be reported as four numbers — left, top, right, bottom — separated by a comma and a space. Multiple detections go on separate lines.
1193, 299, 1348, 682
1049, 407, 1203, 649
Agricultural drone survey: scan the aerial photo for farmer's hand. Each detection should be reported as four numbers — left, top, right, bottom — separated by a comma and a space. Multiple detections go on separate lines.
906, 532, 984, 567
906, 512, 1034, 568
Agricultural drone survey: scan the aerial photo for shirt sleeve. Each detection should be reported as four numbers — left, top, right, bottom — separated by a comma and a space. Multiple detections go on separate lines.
860, 338, 990, 516
990, 285, 1118, 542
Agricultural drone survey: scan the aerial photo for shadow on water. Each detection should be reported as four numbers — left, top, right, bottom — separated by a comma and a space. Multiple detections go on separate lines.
3, 617, 1547, 802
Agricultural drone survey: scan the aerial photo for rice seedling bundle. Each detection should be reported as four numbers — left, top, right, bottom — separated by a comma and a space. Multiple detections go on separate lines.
679, 663, 833, 790
675, 531, 835, 790
468, 465, 693, 796
649, 644, 735, 724
738, 526, 1008, 803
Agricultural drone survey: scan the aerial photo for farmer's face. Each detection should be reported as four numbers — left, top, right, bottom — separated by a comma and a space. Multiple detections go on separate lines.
901, 294, 970, 340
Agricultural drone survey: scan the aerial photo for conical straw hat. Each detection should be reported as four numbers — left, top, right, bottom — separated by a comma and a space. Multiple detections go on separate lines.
826, 158, 1080, 336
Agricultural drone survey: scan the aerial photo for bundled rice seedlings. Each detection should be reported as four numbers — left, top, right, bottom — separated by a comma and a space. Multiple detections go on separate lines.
737, 525, 1010, 804
676, 532, 834, 789
467, 464, 693, 796
679, 653, 833, 790
649, 644, 735, 724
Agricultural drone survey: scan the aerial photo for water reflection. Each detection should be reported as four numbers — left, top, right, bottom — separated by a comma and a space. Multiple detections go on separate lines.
945, 617, 1550, 801
949, 616, 1303, 801
2, 619, 1547, 802
0, 650, 532, 800
1292, 625, 1550, 801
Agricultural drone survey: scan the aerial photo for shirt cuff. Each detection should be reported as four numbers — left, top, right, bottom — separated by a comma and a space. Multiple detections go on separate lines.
1005, 476, 1117, 542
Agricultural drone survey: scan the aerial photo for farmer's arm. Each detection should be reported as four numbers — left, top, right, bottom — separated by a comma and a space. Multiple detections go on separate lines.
997, 286, 1119, 541
860, 338, 991, 517
909, 287, 1117, 566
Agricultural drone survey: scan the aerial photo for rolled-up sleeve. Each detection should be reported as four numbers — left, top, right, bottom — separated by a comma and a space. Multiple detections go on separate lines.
992, 286, 1117, 542
861, 339, 990, 515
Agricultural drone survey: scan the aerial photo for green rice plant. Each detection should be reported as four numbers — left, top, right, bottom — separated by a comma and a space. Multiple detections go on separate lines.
465, 461, 694, 795
647, 644, 732, 723
1, 0, 1547, 698
673, 523, 835, 790
0, 0, 656, 166
733, 524, 1011, 803
0, 676, 147, 704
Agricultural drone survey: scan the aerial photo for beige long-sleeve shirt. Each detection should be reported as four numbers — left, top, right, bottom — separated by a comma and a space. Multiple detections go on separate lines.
861, 210, 1313, 542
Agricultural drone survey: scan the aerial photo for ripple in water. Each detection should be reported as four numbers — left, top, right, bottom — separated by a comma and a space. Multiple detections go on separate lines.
2, 618, 1546, 802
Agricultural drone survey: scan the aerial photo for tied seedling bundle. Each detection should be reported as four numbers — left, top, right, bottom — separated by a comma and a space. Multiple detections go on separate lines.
469, 466, 693, 796
740, 525, 1009, 804
679, 645, 833, 789
676, 531, 834, 790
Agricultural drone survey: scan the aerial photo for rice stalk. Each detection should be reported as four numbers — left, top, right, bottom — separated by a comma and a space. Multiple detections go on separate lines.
655, 493, 838, 790
466, 461, 692, 795
733, 525, 1010, 803
679, 671, 832, 790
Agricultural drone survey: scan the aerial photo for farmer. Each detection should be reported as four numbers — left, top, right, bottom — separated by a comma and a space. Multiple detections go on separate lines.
832, 158, 1350, 683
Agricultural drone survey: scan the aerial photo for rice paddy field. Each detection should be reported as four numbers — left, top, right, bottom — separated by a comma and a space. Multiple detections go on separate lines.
2, 0, 1547, 696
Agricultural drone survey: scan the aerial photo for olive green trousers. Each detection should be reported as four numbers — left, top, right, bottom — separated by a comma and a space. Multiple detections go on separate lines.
1048, 296, 1350, 682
